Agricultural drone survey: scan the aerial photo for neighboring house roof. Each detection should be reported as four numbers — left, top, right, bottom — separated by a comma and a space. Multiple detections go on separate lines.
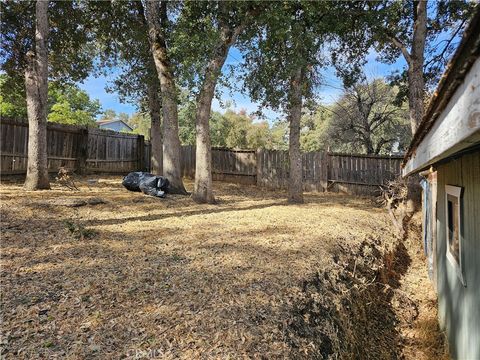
96, 119, 133, 131
402, 8, 480, 176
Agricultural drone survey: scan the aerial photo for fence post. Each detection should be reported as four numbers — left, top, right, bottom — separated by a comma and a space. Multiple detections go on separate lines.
315, 151, 326, 192
256, 148, 263, 187
137, 135, 145, 171
144, 141, 151, 173
76, 127, 89, 175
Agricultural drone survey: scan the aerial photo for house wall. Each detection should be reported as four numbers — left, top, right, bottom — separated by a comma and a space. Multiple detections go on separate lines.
435, 148, 480, 359
99, 121, 131, 133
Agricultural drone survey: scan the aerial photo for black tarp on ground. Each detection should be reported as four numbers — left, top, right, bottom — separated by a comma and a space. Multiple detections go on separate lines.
122, 172, 169, 198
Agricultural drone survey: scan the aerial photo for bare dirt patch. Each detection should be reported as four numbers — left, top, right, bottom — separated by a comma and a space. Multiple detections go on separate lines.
0, 176, 439, 359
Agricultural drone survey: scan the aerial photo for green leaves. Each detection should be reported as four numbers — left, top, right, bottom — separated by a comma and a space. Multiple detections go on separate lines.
177, 100, 287, 150
323, 78, 410, 154
1, 74, 100, 126
1, 1, 96, 84
239, 1, 345, 113
46, 83, 101, 126
93, 1, 158, 109
365, 0, 475, 91
0, 74, 27, 118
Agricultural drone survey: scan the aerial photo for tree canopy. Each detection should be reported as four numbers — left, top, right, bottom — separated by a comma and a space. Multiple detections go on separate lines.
0, 0, 476, 198
323, 79, 410, 155
1, 74, 101, 126
1, 1, 95, 90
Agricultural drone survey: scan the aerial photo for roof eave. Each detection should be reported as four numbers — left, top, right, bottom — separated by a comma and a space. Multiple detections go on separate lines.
402, 7, 480, 172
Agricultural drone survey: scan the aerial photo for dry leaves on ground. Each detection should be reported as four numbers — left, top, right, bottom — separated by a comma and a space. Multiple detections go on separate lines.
0, 176, 438, 359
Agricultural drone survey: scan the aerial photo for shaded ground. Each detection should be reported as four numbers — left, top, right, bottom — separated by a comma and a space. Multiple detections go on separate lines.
0, 176, 443, 359
397, 213, 448, 360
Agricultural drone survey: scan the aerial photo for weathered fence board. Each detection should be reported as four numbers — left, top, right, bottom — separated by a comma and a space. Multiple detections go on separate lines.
327, 153, 402, 186
179, 146, 257, 185
0, 118, 144, 175
1, 118, 403, 195
257, 149, 325, 191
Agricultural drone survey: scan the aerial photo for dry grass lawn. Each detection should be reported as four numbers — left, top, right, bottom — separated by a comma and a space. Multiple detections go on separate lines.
1, 176, 404, 359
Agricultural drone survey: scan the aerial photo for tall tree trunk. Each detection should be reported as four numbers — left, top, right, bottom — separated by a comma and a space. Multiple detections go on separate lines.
192, 71, 218, 204
145, 1, 187, 194
388, 0, 427, 135
364, 127, 375, 154
147, 75, 163, 175
192, 22, 245, 203
288, 67, 304, 204
24, 0, 50, 191
137, 1, 163, 176
408, 0, 427, 135
364, 140, 375, 155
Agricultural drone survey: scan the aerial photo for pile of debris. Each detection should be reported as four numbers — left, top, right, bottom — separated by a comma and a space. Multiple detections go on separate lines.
122, 172, 170, 198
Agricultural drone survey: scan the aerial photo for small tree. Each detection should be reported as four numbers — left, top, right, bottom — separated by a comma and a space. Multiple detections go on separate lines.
47, 83, 101, 126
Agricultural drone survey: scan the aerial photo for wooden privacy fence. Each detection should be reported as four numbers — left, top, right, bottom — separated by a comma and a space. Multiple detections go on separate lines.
256, 150, 329, 191
178, 146, 257, 185
1, 119, 403, 195
177, 147, 403, 194
0, 118, 145, 175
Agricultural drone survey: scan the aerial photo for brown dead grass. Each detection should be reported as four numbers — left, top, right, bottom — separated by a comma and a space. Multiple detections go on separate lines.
0, 175, 437, 359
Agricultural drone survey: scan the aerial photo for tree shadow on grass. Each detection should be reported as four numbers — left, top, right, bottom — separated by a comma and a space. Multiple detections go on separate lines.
84, 201, 291, 227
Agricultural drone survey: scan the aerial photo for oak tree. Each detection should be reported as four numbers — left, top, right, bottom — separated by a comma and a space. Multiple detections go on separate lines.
91, 1, 164, 175
239, 1, 338, 203
144, 1, 187, 194
325, 79, 410, 155
1, 0, 95, 189
366, 0, 475, 134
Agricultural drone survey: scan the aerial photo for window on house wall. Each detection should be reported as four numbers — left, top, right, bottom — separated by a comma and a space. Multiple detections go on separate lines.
445, 185, 465, 286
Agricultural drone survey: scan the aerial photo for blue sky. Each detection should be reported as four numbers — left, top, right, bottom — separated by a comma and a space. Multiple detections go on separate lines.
78, 47, 407, 124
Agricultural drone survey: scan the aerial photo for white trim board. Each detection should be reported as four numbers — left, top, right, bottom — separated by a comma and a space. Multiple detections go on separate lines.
444, 185, 466, 287
403, 58, 480, 177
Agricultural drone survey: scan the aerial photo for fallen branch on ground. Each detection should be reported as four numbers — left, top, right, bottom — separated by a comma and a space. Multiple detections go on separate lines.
55, 167, 79, 191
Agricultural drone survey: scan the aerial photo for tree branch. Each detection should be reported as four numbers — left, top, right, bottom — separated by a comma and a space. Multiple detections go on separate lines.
375, 137, 394, 154
424, 18, 467, 70
388, 35, 412, 65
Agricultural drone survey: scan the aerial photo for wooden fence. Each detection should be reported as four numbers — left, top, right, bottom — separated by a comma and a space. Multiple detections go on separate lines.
0, 118, 145, 175
256, 150, 329, 191
143, 145, 258, 184
255, 150, 401, 195
1, 119, 403, 195
328, 153, 402, 195
177, 147, 402, 194
178, 146, 257, 185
